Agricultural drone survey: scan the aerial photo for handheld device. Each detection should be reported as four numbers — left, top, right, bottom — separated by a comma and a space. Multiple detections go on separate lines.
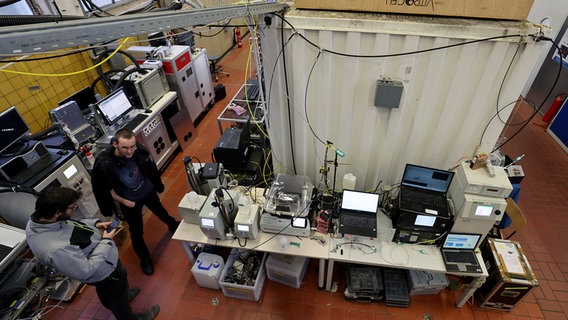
106, 218, 120, 233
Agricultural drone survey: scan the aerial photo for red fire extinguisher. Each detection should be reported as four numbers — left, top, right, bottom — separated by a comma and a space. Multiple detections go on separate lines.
535, 93, 567, 128
235, 27, 242, 48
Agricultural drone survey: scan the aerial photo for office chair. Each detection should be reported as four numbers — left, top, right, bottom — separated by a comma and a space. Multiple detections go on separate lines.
208, 55, 229, 82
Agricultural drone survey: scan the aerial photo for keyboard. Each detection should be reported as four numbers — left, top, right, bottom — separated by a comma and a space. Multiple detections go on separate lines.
124, 113, 148, 131
12, 153, 61, 184
341, 214, 374, 228
0, 244, 11, 261
443, 251, 477, 265
401, 188, 446, 210
243, 79, 260, 101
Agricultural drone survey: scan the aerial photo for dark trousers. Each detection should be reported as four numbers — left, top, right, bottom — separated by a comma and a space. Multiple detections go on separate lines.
92, 260, 136, 320
120, 191, 177, 262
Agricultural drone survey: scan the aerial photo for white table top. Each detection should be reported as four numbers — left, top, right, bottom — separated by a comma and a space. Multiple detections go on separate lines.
328, 210, 488, 277
172, 221, 330, 260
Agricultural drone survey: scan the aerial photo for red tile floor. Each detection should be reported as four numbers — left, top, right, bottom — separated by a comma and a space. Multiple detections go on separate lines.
43, 38, 568, 320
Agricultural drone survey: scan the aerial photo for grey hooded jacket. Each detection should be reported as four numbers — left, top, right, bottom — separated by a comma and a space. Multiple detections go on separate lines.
25, 218, 118, 283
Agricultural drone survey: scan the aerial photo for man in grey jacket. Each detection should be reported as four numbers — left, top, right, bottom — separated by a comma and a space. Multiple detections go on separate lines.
25, 187, 159, 320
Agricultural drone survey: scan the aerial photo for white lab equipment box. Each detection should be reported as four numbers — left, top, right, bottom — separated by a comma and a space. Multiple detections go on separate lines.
191, 252, 224, 289
265, 253, 309, 288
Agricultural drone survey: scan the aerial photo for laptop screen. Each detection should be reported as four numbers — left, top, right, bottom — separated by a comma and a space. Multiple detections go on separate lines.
341, 190, 380, 213
401, 164, 454, 193
0, 224, 26, 272
442, 233, 481, 250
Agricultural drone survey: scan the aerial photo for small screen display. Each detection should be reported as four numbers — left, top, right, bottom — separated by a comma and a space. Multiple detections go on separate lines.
341, 190, 380, 213
63, 164, 77, 179
292, 217, 307, 228
415, 214, 436, 227
95, 88, 133, 126
474, 205, 493, 217
201, 218, 214, 227
0, 107, 30, 154
237, 224, 250, 232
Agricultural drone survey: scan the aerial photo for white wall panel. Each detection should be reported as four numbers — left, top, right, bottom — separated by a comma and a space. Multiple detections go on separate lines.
261, 9, 546, 192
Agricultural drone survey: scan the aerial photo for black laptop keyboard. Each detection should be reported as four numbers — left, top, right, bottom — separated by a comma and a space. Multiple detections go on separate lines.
0, 244, 12, 261
124, 113, 148, 131
12, 153, 61, 184
401, 188, 446, 209
444, 251, 477, 265
243, 79, 260, 101
342, 215, 374, 227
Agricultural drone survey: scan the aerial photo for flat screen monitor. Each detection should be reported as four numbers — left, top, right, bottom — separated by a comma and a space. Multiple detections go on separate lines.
95, 88, 133, 126
58, 87, 98, 113
0, 107, 30, 155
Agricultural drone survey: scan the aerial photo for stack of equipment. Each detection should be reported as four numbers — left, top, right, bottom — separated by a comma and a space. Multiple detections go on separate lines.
392, 164, 455, 245
383, 269, 410, 307
344, 266, 383, 302
449, 162, 512, 244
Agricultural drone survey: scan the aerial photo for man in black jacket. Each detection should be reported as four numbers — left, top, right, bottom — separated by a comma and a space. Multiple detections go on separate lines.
92, 128, 179, 275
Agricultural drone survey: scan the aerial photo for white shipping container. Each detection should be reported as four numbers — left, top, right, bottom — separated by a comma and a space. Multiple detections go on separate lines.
261, 8, 548, 189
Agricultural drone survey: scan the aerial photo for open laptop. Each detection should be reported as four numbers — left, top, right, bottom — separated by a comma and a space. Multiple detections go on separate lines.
338, 190, 380, 237
398, 164, 454, 217
0, 224, 27, 273
441, 233, 483, 274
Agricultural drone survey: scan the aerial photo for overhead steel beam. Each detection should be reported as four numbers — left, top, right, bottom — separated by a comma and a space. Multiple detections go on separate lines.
0, 2, 288, 54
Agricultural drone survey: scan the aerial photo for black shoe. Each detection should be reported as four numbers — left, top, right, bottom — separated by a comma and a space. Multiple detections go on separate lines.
128, 287, 140, 302
168, 220, 181, 232
141, 259, 154, 275
136, 304, 160, 320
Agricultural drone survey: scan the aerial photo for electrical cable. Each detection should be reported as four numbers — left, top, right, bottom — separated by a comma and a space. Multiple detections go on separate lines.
90, 69, 125, 93
0, 37, 130, 77
112, 67, 149, 90
495, 42, 523, 125
492, 37, 563, 152
304, 50, 326, 147
278, 12, 297, 175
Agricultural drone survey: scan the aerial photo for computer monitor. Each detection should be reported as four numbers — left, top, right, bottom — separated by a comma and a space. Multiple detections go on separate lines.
58, 87, 98, 113
0, 107, 30, 155
94, 88, 133, 126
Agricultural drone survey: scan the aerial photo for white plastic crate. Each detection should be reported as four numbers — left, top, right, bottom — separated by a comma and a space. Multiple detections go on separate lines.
219, 249, 267, 301
265, 253, 309, 288
191, 252, 224, 289
408, 270, 449, 295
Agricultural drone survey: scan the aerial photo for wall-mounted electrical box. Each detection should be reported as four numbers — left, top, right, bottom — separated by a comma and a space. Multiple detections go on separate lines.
374, 80, 403, 109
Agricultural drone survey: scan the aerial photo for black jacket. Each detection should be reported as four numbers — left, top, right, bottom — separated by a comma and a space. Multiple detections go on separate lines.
91, 142, 164, 217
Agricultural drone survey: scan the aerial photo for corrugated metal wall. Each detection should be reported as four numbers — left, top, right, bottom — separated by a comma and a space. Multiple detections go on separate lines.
261, 9, 547, 191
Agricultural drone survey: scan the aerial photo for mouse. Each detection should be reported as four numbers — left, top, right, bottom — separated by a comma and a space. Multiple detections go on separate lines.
144, 109, 152, 114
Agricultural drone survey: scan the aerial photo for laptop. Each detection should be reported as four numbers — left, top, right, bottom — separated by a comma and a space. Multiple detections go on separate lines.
441, 233, 483, 274
398, 164, 454, 217
338, 190, 380, 237
0, 224, 27, 273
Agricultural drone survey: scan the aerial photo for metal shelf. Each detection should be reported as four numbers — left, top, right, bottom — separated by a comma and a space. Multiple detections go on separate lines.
0, 2, 287, 54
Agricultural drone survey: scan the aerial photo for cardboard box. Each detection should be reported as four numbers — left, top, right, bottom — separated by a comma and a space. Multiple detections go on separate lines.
294, 0, 534, 21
